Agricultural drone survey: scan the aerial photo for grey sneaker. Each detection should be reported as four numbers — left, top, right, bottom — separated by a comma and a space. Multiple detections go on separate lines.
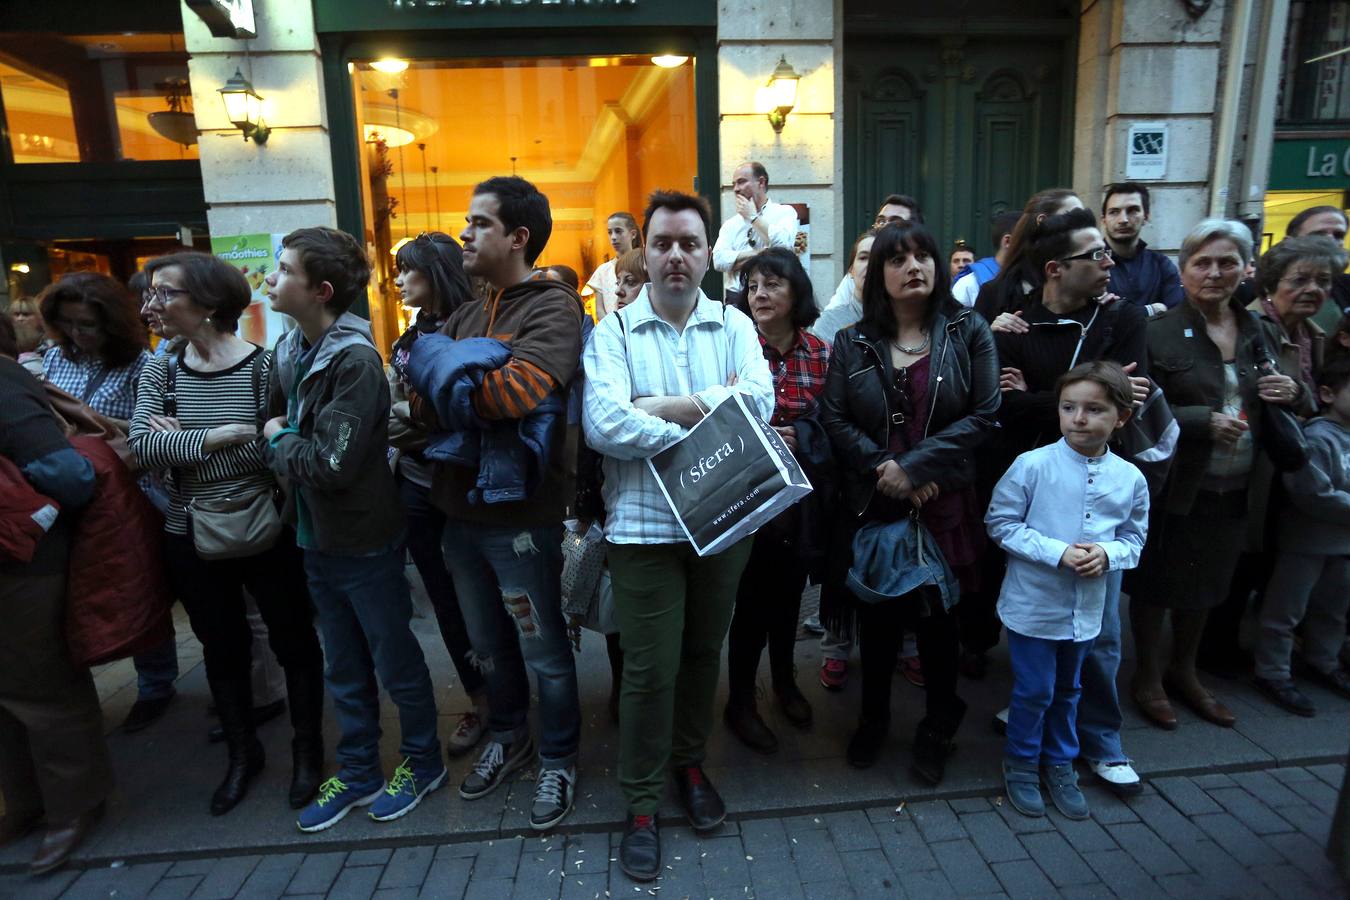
1003, 760, 1044, 817
529, 765, 576, 831
459, 737, 535, 800
1043, 763, 1090, 820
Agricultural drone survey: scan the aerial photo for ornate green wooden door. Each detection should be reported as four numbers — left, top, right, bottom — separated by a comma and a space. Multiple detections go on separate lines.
845, 36, 1070, 259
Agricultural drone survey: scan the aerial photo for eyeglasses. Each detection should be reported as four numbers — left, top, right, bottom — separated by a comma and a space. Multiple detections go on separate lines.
145, 286, 190, 305
1060, 246, 1113, 264
1279, 272, 1333, 292
54, 317, 102, 334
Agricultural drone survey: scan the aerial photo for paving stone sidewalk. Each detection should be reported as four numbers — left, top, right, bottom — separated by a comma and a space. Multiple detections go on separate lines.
8, 763, 1343, 900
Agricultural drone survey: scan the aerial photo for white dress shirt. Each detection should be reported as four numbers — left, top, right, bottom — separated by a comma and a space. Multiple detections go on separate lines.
986, 439, 1149, 641
582, 285, 775, 545
711, 197, 799, 294
586, 258, 619, 317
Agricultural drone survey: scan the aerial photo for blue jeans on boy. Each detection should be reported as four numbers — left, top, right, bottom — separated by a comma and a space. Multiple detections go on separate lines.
441, 521, 579, 770
1078, 571, 1125, 764
133, 635, 179, 700
304, 543, 442, 785
1005, 629, 1095, 766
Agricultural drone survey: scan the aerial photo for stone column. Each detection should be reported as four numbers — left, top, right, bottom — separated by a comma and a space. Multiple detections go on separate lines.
717, 0, 843, 302
181, 0, 337, 237
1072, 0, 1226, 254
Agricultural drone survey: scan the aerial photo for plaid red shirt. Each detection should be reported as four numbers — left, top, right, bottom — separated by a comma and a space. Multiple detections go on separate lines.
760, 329, 829, 426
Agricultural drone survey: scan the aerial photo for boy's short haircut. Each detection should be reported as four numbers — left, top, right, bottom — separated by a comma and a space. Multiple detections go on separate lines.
1056, 360, 1133, 414
614, 248, 647, 281
1317, 353, 1350, 393
474, 176, 553, 265
281, 227, 372, 315
642, 190, 713, 245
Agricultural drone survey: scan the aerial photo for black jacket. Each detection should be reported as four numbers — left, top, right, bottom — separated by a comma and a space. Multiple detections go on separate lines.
819, 301, 1002, 517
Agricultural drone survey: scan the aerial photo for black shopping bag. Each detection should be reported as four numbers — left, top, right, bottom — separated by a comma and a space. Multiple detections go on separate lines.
647, 392, 812, 556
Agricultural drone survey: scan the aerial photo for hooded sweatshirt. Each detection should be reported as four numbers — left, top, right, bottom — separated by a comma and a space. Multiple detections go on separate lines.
265, 312, 403, 555
430, 273, 586, 527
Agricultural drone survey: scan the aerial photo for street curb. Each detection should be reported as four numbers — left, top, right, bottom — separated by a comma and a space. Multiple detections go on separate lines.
5, 751, 1344, 876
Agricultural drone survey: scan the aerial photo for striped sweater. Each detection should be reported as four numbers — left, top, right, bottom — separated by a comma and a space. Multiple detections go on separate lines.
129, 346, 273, 536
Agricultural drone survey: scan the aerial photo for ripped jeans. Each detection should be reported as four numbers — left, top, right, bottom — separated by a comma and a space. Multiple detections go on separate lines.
441, 521, 579, 769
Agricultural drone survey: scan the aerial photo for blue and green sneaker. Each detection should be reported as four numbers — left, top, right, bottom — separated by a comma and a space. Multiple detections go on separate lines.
296, 776, 384, 833
369, 758, 447, 822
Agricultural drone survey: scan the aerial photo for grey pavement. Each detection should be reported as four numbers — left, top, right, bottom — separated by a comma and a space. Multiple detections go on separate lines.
2, 764, 1343, 898
1, 576, 1347, 889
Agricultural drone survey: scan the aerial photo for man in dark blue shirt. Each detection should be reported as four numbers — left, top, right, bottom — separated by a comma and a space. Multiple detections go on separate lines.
1102, 182, 1183, 317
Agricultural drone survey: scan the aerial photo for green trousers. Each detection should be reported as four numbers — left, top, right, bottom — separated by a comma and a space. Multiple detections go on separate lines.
607, 538, 753, 814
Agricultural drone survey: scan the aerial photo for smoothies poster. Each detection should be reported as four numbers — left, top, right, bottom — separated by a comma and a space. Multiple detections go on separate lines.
210, 234, 291, 349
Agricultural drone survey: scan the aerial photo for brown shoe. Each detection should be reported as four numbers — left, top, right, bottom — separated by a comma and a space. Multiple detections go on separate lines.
30, 802, 104, 875
1165, 676, 1236, 728
1132, 685, 1178, 730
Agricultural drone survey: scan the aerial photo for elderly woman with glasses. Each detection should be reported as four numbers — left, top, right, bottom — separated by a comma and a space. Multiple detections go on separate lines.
1128, 219, 1303, 732
1248, 234, 1347, 405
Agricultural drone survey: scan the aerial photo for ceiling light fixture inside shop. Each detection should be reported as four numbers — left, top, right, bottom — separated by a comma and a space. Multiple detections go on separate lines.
651, 55, 688, 68
370, 57, 409, 74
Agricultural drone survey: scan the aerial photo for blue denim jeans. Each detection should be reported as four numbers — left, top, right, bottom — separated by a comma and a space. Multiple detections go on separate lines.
441, 521, 579, 769
133, 634, 179, 701
1077, 571, 1126, 764
1005, 629, 1095, 767
303, 543, 442, 784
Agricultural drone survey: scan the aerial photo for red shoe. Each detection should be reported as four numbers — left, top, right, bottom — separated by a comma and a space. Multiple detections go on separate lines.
820, 658, 847, 691
898, 656, 925, 688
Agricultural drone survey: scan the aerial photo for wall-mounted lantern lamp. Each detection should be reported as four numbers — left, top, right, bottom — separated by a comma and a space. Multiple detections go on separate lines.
218, 68, 270, 144
765, 55, 800, 134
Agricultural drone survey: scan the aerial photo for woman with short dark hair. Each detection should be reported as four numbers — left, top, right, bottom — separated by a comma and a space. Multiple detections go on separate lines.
724, 248, 830, 754
129, 251, 325, 816
819, 222, 1001, 782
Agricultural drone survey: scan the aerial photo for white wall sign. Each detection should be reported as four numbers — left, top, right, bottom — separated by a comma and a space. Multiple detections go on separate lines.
1126, 123, 1168, 180
185, 0, 258, 39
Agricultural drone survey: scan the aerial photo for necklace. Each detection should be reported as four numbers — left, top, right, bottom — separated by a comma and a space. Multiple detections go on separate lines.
891, 331, 930, 355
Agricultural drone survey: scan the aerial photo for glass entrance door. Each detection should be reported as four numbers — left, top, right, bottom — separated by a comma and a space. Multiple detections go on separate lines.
349, 54, 699, 352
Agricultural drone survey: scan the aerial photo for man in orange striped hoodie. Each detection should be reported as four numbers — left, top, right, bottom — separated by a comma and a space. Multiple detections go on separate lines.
428, 176, 587, 832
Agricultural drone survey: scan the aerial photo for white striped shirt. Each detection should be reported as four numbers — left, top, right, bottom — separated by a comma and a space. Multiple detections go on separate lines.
582, 287, 774, 544
129, 347, 274, 535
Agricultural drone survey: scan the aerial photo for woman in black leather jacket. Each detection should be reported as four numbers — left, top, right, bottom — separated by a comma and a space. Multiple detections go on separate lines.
819, 221, 1001, 783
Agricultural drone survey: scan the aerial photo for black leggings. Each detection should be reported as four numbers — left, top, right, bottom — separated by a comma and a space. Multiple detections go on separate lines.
857, 594, 966, 736
164, 529, 323, 687
727, 530, 810, 702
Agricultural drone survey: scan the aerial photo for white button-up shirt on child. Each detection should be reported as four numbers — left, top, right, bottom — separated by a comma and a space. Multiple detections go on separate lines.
986, 438, 1150, 642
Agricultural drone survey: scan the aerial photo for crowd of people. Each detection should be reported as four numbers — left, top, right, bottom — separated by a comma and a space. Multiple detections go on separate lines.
2, 166, 1349, 882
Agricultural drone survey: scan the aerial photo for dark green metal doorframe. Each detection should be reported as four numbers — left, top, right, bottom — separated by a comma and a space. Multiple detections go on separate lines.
320, 30, 721, 299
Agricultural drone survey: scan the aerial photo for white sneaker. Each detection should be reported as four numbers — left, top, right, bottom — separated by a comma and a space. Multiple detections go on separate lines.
1089, 760, 1143, 796
991, 707, 1009, 735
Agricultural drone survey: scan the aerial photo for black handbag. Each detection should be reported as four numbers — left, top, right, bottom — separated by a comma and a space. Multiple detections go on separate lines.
1252, 329, 1308, 473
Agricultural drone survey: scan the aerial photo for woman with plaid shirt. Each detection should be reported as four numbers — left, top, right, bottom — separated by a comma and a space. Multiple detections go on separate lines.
724, 247, 831, 754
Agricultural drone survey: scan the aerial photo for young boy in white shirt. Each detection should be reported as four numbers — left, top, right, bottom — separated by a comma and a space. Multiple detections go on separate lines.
986, 360, 1149, 819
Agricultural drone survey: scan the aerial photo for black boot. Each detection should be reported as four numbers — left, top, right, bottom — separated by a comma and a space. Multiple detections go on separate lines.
285, 666, 326, 809
210, 677, 265, 816
910, 719, 956, 786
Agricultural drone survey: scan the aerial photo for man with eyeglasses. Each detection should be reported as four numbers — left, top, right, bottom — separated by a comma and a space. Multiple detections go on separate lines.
980, 207, 1153, 800
1101, 183, 1183, 318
